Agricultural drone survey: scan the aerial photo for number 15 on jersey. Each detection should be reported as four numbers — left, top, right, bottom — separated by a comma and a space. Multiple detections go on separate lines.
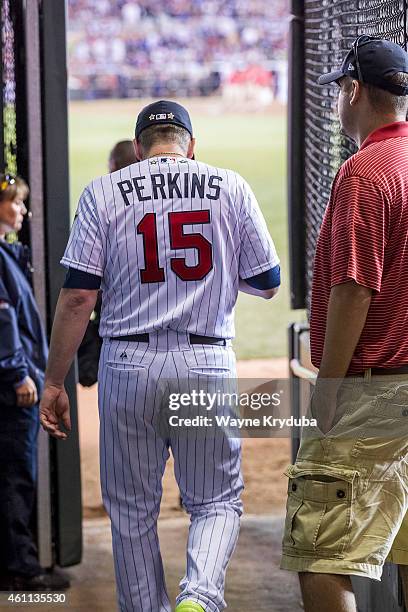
137, 210, 213, 284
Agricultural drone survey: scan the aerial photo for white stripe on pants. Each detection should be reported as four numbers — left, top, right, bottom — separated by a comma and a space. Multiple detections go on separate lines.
98, 331, 243, 612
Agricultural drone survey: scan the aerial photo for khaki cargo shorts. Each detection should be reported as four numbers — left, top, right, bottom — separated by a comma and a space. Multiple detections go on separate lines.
280, 375, 408, 581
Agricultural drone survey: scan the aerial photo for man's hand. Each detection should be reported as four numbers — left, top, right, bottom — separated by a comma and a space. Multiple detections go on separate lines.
310, 380, 339, 435
39, 288, 97, 439
312, 281, 372, 434
40, 384, 71, 440
16, 376, 38, 407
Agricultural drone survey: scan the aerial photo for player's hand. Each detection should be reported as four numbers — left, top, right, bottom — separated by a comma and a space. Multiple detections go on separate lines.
40, 383, 71, 440
16, 376, 38, 407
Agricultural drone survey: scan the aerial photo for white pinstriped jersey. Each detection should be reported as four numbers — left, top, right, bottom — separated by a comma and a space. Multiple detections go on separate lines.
61, 156, 279, 339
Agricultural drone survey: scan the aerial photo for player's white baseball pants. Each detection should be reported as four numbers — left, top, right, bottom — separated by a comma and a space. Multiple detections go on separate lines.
98, 330, 243, 612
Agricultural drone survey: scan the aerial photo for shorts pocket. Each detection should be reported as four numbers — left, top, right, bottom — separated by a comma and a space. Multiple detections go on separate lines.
351, 385, 408, 460
282, 463, 358, 558
284, 495, 304, 547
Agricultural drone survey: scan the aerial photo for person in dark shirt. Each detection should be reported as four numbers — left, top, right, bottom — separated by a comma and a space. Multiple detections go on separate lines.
0, 173, 69, 591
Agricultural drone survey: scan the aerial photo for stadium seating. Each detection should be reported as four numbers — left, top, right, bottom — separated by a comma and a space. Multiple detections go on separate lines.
67, 0, 288, 99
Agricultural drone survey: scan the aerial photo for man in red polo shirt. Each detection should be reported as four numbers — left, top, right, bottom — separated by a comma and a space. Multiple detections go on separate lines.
281, 36, 408, 611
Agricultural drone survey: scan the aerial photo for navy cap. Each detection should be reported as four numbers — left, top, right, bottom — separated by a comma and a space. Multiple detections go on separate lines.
318, 35, 408, 95
135, 100, 193, 139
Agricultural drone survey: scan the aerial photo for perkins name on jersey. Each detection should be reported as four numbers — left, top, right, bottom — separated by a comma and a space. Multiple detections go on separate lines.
117, 172, 223, 206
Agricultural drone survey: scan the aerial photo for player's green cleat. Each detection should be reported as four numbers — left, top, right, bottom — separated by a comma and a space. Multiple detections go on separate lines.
175, 601, 205, 612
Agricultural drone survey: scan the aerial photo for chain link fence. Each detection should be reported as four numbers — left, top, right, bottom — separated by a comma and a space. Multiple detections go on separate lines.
290, 0, 407, 309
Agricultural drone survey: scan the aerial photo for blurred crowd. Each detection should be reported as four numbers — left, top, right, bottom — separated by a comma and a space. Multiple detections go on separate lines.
67, 0, 288, 100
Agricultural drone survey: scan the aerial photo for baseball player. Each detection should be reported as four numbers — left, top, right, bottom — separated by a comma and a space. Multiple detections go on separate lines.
40, 100, 281, 612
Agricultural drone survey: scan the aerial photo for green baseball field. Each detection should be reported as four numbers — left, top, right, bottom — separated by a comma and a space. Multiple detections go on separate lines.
69, 98, 304, 360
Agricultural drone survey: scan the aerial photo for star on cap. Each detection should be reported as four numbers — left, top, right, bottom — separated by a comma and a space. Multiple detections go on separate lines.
149, 114, 155, 120
168, 112, 175, 120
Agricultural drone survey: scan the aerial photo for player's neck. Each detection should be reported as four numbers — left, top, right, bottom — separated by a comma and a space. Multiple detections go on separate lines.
146, 146, 186, 160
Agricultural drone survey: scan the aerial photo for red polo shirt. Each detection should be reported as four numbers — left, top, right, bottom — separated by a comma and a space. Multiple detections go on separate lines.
310, 121, 408, 374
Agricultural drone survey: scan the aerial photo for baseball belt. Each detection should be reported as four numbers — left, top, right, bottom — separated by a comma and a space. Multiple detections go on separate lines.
346, 365, 408, 377
109, 333, 227, 347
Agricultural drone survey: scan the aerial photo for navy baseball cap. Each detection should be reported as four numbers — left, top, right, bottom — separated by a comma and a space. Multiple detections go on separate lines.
135, 100, 193, 139
318, 35, 408, 95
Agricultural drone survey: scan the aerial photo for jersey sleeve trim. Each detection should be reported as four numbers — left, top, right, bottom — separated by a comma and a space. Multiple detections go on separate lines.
63, 267, 102, 290
244, 265, 281, 290
60, 257, 104, 277
239, 259, 280, 281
